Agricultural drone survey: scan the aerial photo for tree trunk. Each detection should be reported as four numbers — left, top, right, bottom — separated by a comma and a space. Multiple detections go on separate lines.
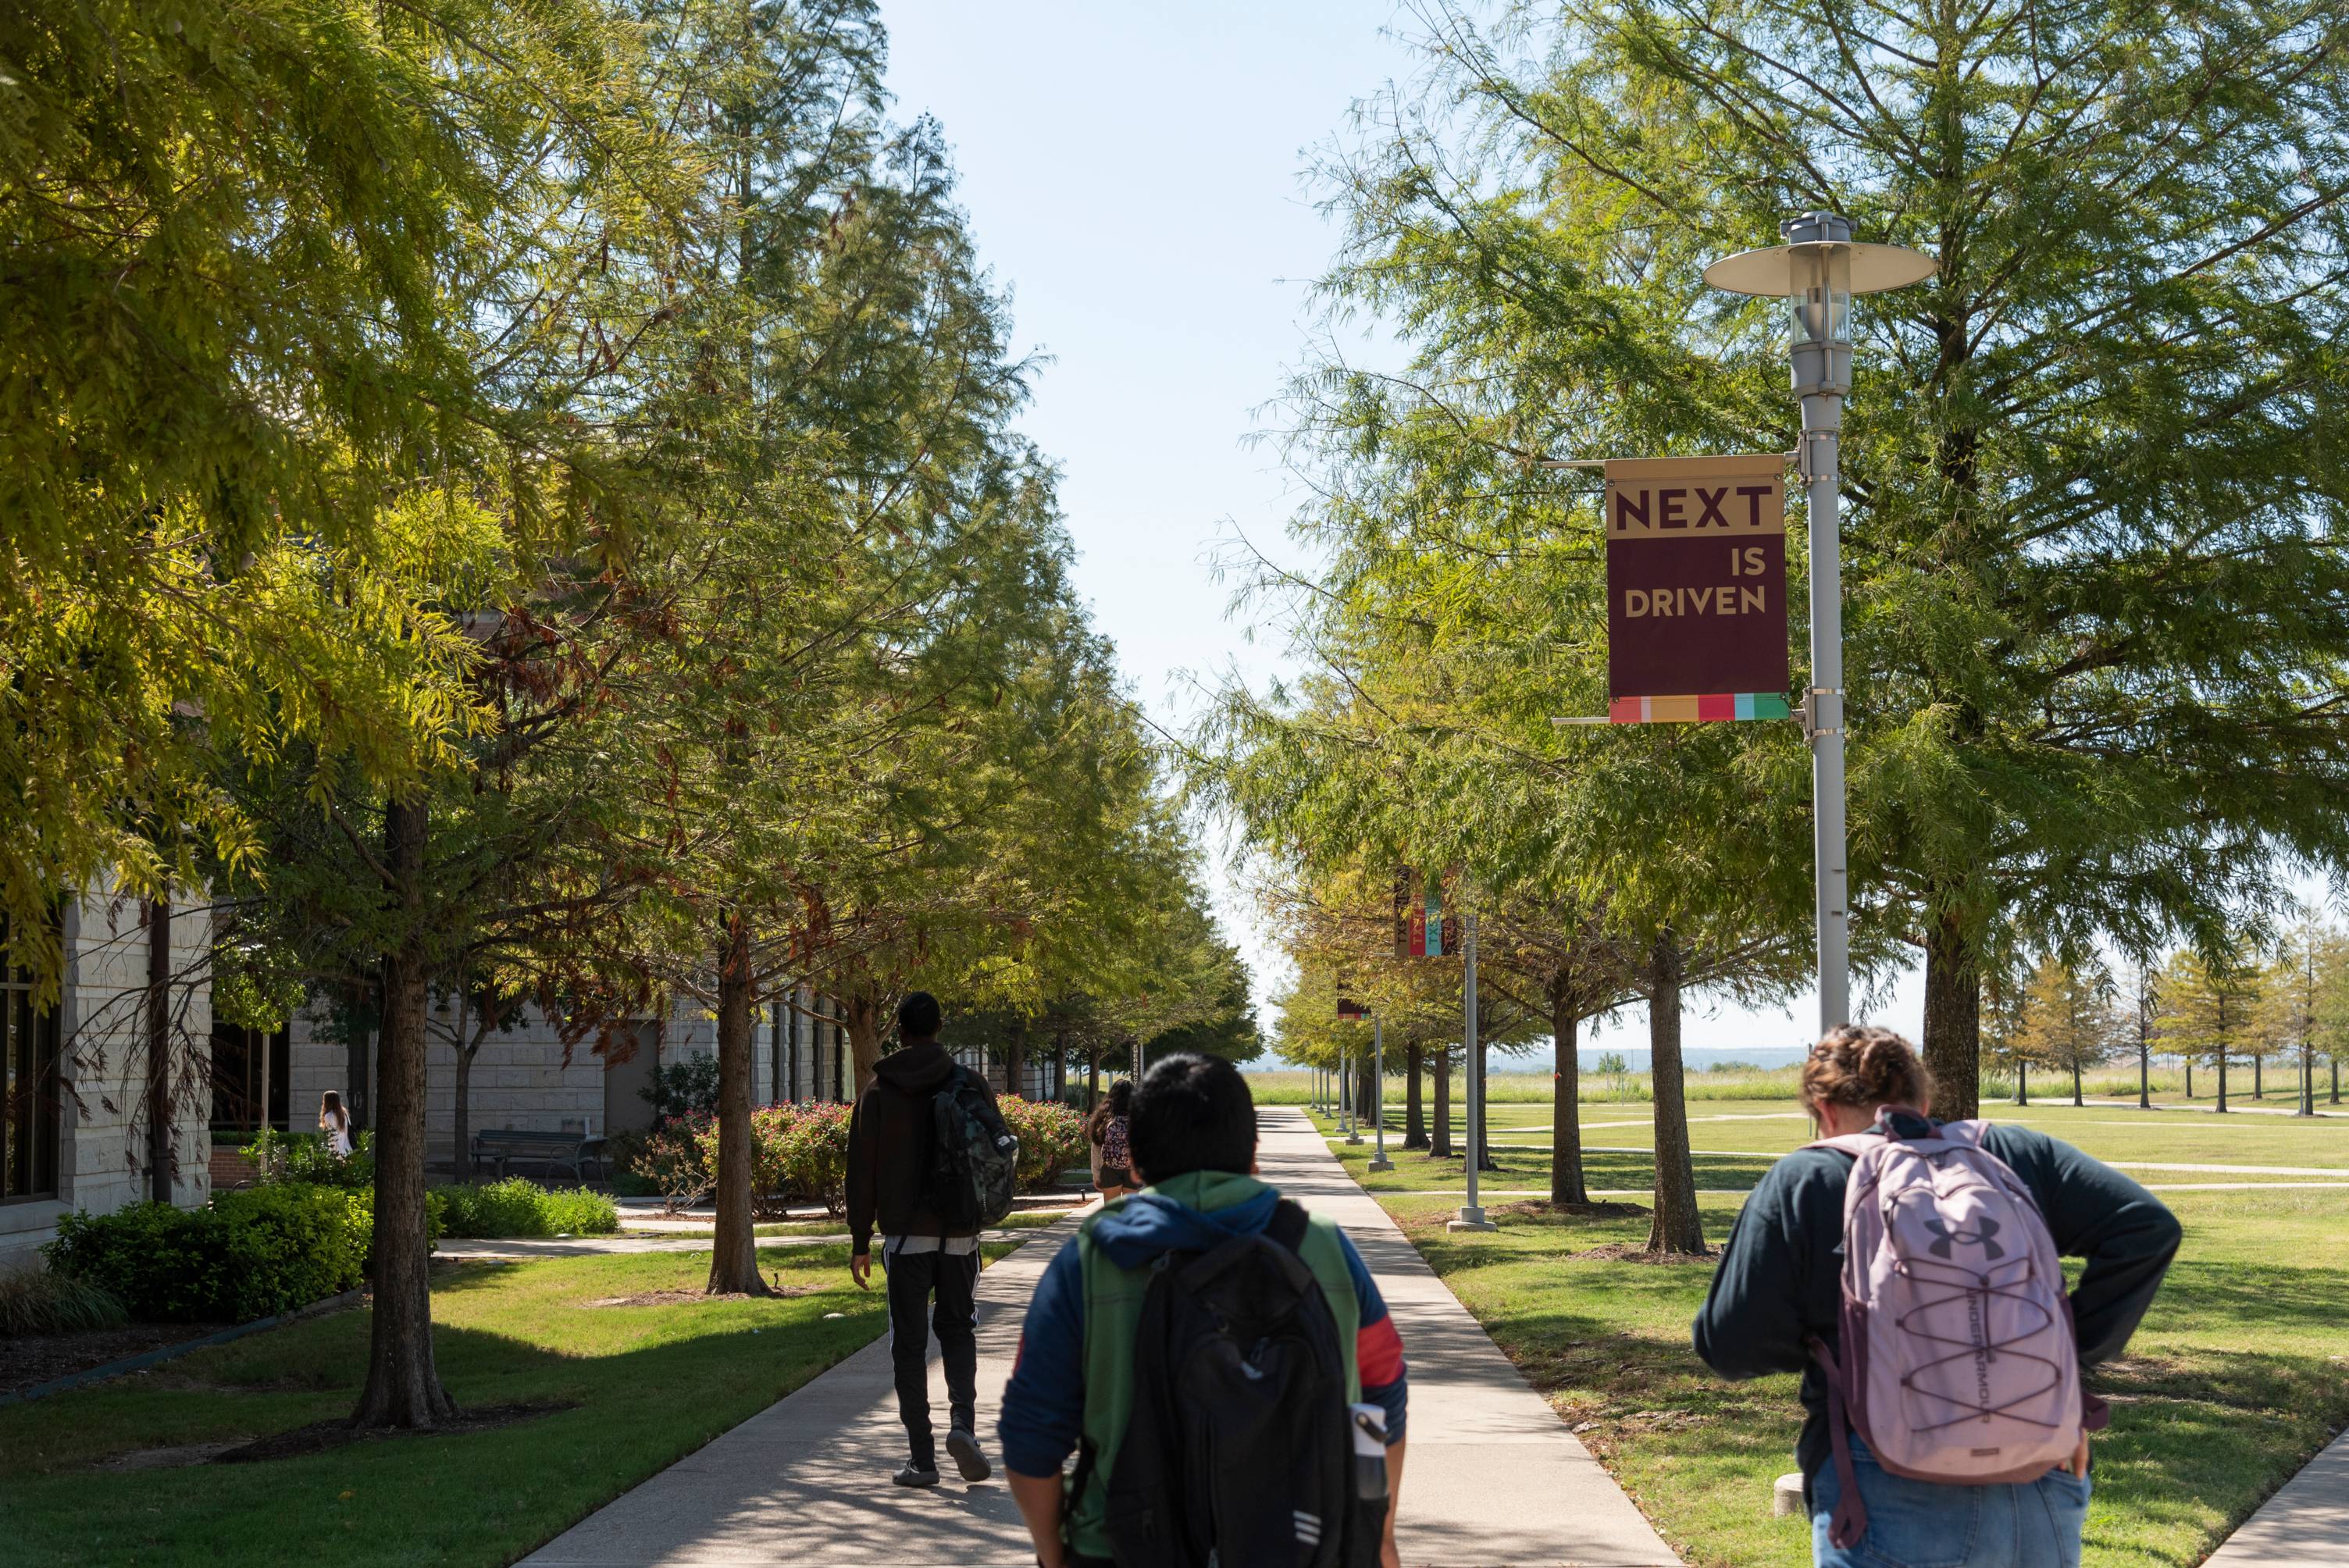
2072, 1059, 2083, 1107
2138, 1040, 2151, 1110
2185, 1057, 2193, 1099
1004, 1016, 1028, 1099
1549, 984, 1588, 1207
708, 915, 768, 1296
1472, 1038, 1498, 1171
1086, 1042, 1100, 1110
843, 990, 890, 1096
1921, 911, 1981, 1120
2253, 1054, 2263, 1098
347, 1000, 372, 1131
2016, 1060, 2028, 1107
1430, 1053, 1453, 1159
1645, 932, 1705, 1256
452, 1039, 474, 1185
352, 795, 456, 1429
146, 896, 173, 1203
1356, 1052, 1377, 1124
2216, 1047, 2229, 1112
2301, 1044, 2315, 1118
1404, 1045, 1427, 1148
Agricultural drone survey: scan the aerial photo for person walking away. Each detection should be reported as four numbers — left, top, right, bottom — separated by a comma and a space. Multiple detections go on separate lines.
847, 991, 996, 1488
1000, 1052, 1410, 1568
318, 1091, 353, 1157
1086, 1078, 1134, 1201
1693, 1026, 2180, 1568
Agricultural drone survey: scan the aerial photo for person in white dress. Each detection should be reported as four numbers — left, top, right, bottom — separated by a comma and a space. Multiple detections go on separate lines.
318, 1090, 353, 1156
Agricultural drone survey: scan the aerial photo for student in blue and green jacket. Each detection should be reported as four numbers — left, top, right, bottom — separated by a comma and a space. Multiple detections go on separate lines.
999, 1053, 1409, 1568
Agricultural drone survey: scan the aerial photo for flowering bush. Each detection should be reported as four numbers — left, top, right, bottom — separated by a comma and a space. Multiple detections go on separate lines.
997, 1096, 1087, 1193
638, 1092, 1085, 1219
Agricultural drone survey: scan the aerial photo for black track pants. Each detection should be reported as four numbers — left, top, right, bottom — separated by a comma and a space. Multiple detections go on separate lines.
882, 1243, 978, 1466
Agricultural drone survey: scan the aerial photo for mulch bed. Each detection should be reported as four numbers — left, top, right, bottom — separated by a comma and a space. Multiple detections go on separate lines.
583, 1285, 822, 1307
211, 1402, 576, 1463
0, 1322, 233, 1399
1563, 1242, 1717, 1264
1488, 1199, 1650, 1221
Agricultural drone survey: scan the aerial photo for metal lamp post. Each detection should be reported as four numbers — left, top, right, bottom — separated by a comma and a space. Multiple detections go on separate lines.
1367, 1011, 1392, 1171
1703, 214, 1935, 1034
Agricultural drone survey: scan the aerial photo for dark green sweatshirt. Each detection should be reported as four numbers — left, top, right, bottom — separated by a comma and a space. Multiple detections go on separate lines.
1691, 1121, 2182, 1488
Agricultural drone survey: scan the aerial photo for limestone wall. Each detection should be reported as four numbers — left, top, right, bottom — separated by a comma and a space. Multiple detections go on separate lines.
0, 889, 212, 1270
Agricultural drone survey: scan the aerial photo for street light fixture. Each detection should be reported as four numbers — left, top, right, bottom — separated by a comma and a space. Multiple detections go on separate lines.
1702, 213, 1934, 1033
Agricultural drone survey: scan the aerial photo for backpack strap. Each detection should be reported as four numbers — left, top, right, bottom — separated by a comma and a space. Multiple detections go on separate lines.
1807, 1335, 1870, 1549
1266, 1197, 1310, 1256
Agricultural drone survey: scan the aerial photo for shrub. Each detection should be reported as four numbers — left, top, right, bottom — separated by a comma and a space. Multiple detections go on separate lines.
431, 1178, 619, 1238
998, 1096, 1087, 1192
45, 1185, 369, 1324
242, 1128, 374, 1189
0, 1267, 130, 1337
646, 1053, 721, 1126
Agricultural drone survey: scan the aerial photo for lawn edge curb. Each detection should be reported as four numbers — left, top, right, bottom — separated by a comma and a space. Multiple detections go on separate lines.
0, 1286, 366, 1408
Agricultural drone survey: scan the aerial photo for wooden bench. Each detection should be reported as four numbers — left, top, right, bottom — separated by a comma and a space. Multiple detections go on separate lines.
469, 1128, 606, 1183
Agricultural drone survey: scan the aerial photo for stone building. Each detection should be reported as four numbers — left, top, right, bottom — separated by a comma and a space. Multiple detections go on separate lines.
280, 985, 875, 1174
2, 892, 212, 1270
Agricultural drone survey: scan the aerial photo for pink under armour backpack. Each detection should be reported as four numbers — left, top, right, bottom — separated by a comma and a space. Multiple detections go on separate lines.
1808, 1114, 2105, 1548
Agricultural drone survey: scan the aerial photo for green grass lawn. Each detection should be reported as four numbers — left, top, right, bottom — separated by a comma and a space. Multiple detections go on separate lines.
0, 1240, 1014, 1566
1314, 1104, 2349, 1566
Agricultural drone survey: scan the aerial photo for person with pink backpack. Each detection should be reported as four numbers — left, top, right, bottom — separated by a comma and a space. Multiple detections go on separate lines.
1695, 1026, 2180, 1567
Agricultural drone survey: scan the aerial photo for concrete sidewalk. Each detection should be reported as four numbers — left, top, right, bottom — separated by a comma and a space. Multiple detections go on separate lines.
524, 1106, 1679, 1566
2205, 1425, 2349, 1568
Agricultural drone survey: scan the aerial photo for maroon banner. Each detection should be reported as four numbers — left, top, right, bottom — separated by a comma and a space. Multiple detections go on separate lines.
1605, 454, 1789, 700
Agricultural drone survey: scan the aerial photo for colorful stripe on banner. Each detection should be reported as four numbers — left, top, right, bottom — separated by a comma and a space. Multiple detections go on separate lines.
1608, 693, 1791, 725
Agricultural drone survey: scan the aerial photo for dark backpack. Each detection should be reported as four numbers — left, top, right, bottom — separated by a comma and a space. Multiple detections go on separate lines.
1098, 1199, 1381, 1568
925, 1067, 1018, 1231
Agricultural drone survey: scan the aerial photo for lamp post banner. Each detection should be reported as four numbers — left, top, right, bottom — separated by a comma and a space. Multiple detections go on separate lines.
1605, 454, 1789, 702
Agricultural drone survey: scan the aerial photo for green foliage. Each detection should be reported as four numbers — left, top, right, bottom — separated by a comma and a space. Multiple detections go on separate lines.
45, 1187, 369, 1324
0, 1268, 129, 1337
432, 1179, 618, 1239
645, 1056, 722, 1128
242, 1130, 373, 1190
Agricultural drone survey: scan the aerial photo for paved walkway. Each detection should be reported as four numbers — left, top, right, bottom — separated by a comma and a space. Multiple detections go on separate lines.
523, 1107, 1680, 1566
2206, 1425, 2349, 1566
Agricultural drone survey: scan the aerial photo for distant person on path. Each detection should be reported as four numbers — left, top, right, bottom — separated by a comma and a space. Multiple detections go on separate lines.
1694, 1026, 2180, 1568
1000, 1052, 1409, 1568
1085, 1078, 1134, 1201
317, 1090, 352, 1156
847, 991, 996, 1488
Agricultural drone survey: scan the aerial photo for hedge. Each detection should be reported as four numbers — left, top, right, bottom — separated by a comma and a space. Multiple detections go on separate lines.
45, 1185, 372, 1324
431, 1178, 619, 1238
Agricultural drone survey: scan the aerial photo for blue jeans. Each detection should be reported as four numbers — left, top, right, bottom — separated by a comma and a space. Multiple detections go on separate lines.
1812, 1435, 2091, 1568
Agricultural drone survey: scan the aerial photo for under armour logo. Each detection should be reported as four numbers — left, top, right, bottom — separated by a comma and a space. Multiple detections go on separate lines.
1923, 1217, 2004, 1260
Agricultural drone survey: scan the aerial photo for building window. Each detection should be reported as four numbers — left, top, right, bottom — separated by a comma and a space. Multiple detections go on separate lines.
3, 926, 62, 1203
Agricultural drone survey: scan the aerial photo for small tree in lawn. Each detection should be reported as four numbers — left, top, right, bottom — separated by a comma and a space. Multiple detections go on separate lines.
2158, 947, 2264, 1114
2018, 954, 2121, 1107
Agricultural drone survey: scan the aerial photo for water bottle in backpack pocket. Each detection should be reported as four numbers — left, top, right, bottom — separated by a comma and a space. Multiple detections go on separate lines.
1809, 1114, 2106, 1549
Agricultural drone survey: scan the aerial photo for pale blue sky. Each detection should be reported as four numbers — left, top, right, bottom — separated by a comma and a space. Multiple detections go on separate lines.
879, 2, 1927, 1060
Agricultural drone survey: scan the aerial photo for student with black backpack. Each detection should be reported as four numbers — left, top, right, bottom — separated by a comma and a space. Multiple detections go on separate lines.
999, 1052, 1409, 1568
847, 991, 1016, 1489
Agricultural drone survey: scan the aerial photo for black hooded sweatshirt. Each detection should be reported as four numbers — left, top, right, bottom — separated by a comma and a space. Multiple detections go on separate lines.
845, 1040, 993, 1252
